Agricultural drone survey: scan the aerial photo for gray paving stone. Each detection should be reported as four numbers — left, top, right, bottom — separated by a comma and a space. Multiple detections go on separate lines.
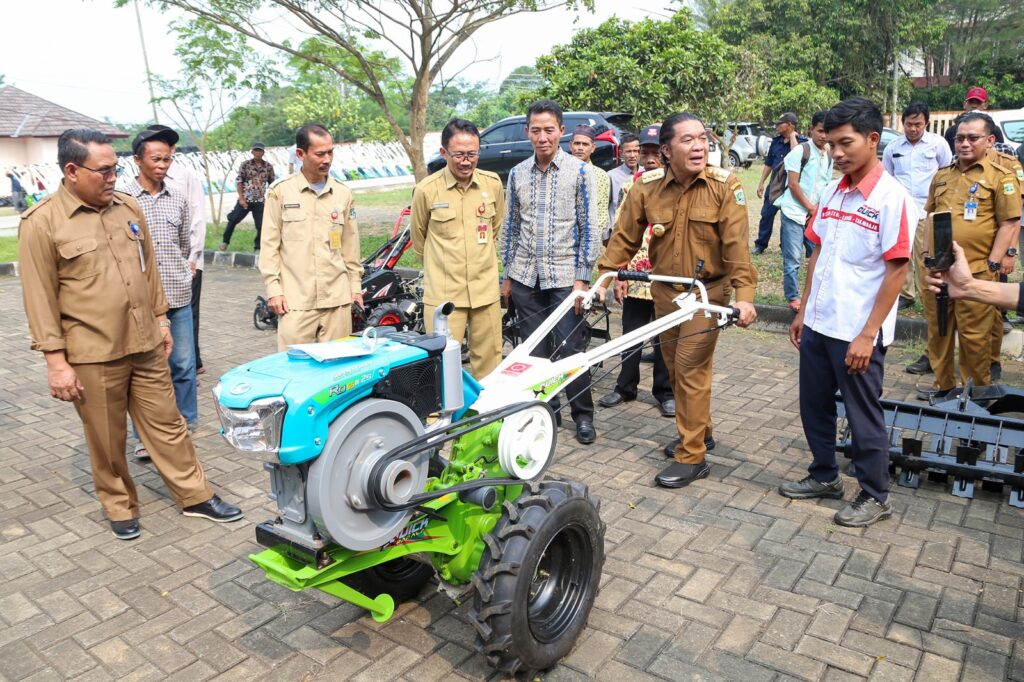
2, 267, 1023, 680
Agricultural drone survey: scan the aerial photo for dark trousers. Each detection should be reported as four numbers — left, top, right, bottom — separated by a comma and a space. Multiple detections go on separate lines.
510, 279, 594, 422
615, 297, 672, 402
221, 200, 265, 250
799, 327, 890, 502
191, 269, 203, 369
755, 196, 779, 251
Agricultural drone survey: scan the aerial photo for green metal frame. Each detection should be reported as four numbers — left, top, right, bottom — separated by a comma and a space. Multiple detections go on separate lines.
248, 415, 524, 623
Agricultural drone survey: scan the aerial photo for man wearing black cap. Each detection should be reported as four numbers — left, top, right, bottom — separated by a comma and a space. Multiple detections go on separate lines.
753, 112, 806, 254
220, 142, 275, 254
124, 127, 198, 435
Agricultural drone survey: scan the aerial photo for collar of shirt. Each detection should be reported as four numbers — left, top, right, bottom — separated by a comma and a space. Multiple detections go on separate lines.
530, 147, 567, 172
124, 178, 170, 200
835, 161, 884, 201
297, 174, 337, 195
662, 164, 708, 191
56, 180, 126, 218
955, 151, 995, 175
442, 166, 480, 190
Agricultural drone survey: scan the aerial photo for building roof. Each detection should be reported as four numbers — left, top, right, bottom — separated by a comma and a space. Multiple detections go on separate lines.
0, 86, 128, 139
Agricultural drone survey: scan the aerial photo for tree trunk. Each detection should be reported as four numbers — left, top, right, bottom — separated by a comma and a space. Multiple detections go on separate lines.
407, 72, 432, 182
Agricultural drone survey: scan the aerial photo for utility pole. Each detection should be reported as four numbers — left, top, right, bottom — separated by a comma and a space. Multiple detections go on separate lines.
134, 0, 160, 124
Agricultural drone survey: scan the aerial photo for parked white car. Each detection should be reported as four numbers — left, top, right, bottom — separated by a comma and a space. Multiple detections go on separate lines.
989, 108, 1023, 151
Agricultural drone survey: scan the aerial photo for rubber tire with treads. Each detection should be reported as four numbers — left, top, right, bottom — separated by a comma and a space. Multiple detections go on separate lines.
728, 151, 740, 169
365, 303, 411, 331
341, 557, 435, 603
470, 479, 605, 677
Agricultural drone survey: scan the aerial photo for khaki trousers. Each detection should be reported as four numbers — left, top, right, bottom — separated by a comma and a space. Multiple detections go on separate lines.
652, 280, 729, 464
72, 346, 212, 521
424, 301, 503, 379
277, 304, 352, 351
903, 218, 926, 301
924, 269, 997, 390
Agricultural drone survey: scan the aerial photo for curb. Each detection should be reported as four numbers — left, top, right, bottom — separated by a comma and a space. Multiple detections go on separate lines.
753, 303, 928, 342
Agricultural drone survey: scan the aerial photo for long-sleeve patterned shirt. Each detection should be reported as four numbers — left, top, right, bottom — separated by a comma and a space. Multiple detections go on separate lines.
500, 149, 600, 289
123, 179, 192, 308
237, 159, 275, 204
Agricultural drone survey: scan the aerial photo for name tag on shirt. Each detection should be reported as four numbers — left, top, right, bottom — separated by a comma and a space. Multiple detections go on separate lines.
283, 203, 300, 209
431, 203, 449, 209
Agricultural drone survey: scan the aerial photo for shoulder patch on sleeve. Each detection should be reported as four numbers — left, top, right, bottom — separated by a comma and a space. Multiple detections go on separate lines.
705, 166, 730, 183
1004, 178, 1017, 195
641, 167, 665, 184
733, 187, 746, 205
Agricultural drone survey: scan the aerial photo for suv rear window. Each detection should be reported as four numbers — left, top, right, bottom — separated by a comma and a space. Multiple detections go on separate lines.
1002, 119, 1024, 144
481, 122, 524, 144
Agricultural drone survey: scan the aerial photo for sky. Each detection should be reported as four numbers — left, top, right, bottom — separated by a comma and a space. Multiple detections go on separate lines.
0, 0, 678, 125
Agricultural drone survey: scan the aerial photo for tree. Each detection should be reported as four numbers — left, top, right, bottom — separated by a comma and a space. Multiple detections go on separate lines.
126, 0, 593, 181
536, 10, 735, 127
921, 0, 1024, 85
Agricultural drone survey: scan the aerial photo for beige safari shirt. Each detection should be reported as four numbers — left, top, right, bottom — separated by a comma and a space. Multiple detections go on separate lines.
411, 166, 504, 307
260, 173, 363, 310
18, 182, 168, 364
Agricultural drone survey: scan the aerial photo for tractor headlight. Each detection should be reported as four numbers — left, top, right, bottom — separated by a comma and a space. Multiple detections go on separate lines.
214, 386, 286, 453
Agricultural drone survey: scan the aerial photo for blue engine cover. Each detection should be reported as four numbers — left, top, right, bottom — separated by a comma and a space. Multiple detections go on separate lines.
217, 338, 430, 465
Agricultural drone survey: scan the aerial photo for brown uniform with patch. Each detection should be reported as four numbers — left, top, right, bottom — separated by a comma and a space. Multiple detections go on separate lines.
598, 165, 758, 464
924, 151, 1022, 390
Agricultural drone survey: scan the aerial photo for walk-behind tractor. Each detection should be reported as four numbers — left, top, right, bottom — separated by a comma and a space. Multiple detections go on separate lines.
216, 271, 740, 676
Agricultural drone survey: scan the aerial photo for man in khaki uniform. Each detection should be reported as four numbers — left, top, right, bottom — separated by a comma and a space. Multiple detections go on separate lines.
921, 112, 1022, 400
18, 129, 242, 540
261, 123, 363, 350
411, 118, 504, 378
986, 147, 1024, 381
598, 113, 758, 489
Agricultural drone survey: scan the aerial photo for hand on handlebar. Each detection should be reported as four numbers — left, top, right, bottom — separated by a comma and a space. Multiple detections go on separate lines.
733, 301, 757, 328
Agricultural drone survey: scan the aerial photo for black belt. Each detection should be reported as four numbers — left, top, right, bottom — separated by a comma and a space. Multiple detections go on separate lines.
657, 276, 724, 292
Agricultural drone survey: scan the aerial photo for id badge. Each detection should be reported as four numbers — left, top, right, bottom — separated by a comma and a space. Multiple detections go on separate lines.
964, 200, 977, 221
477, 223, 488, 244
329, 228, 342, 250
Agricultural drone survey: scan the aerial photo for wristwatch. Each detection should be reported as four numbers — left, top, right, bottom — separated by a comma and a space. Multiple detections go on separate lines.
1008, 247, 1018, 258
158, 320, 171, 329
988, 260, 1001, 272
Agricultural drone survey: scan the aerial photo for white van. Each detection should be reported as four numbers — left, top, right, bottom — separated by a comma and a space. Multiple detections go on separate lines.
990, 108, 1024, 151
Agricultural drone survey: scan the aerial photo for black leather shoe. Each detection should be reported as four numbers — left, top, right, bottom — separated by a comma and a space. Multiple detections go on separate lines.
751, 246, 766, 255
598, 391, 631, 407
655, 461, 710, 488
834, 491, 892, 527
991, 362, 1002, 383
897, 296, 914, 311
663, 436, 715, 457
183, 495, 243, 523
659, 399, 676, 417
111, 519, 141, 540
640, 352, 656, 363
575, 420, 596, 444
905, 354, 932, 375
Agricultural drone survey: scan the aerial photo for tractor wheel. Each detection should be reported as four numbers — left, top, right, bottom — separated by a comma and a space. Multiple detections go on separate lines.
365, 303, 411, 331
470, 479, 605, 677
342, 557, 435, 603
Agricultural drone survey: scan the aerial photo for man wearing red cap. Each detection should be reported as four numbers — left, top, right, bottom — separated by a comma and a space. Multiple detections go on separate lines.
943, 87, 1005, 153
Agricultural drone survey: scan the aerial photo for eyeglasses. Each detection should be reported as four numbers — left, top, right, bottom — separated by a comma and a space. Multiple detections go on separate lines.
446, 151, 479, 161
77, 163, 123, 179
954, 134, 988, 144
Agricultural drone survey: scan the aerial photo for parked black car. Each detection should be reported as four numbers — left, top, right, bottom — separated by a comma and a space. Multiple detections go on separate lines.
426, 112, 635, 182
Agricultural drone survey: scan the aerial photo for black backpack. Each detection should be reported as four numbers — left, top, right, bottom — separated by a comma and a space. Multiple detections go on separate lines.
766, 142, 812, 205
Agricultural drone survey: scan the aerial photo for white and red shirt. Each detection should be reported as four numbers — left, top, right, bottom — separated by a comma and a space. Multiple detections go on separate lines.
803, 162, 917, 346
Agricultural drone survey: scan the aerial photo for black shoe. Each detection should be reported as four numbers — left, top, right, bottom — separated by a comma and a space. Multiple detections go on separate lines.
111, 519, 141, 540
659, 399, 676, 417
598, 391, 631, 407
751, 246, 766, 255
991, 362, 1002, 383
916, 385, 961, 402
656, 461, 710, 488
575, 420, 596, 444
833, 491, 892, 527
905, 354, 932, 375
640, 352, 656, 363
662, 436, 715, 457
182, 495, 243, 523
897, 296, 914, 311
778, 475, 844, 500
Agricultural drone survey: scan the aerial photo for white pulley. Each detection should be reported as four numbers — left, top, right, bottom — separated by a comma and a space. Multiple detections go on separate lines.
497, 404, 556, 479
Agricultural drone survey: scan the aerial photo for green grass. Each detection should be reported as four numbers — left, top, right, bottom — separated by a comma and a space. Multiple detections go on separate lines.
0, 236, 16, 263
350, 187, 415, 207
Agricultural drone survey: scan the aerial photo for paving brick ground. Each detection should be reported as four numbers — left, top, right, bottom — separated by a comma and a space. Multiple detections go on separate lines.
1, 265, 1023, 682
